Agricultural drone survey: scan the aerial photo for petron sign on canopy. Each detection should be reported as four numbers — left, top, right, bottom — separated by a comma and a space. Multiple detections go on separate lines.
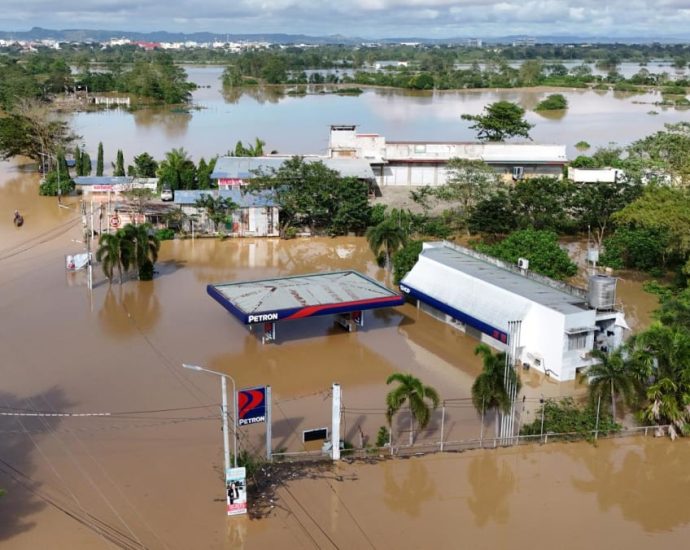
237, 386, 267, 426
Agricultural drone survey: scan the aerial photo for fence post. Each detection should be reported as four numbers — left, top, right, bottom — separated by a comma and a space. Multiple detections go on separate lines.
440, 403, 446, 452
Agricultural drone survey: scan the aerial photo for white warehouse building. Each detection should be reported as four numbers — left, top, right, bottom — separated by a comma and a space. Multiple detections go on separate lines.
400, 242, 629, 381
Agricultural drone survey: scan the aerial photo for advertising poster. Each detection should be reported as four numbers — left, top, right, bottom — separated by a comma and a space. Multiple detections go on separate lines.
226, 467, 247, 516
237, 386, 266, 426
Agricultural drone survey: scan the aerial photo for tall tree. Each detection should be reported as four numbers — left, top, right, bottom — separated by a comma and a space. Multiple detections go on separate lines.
194, 194, 238, 234
80, 151, 92, 177
385, 373, 440, 445
583, 349, 637, 420
431, 158, 499, 224
366, 219, 408, 271
462, 100, 533, 141
96, 142, 104, 176
471, 344, 521, 435
96, 233, 131, 285
128, 152, 158, 178
113, 149, 125, 177
119, 223, 161, 280
157, 147, 196, 190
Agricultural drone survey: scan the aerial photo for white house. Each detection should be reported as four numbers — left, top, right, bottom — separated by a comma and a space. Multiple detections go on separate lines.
568, 167, 624, 183
400, 242, 629, 381
328, 125, 567, 187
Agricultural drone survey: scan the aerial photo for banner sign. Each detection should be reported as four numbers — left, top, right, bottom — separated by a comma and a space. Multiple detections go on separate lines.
226, 467, 247, 516
237, 386, 266, 426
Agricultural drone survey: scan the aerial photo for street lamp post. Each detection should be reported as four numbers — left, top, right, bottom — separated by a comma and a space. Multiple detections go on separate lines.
182, 364, 238, 470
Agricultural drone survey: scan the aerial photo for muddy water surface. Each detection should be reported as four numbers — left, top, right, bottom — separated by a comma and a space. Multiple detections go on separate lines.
0, 162, 683, 549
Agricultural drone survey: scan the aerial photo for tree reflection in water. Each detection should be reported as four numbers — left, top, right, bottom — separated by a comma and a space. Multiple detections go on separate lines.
98, 283, 161, 338
466, 453, 516, 526
383, 460, 436, 518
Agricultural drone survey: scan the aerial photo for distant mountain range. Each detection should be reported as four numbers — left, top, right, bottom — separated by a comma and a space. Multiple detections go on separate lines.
1, 27, 688, 45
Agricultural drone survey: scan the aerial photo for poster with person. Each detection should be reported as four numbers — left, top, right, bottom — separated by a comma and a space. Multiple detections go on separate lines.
226, 467, 247, 516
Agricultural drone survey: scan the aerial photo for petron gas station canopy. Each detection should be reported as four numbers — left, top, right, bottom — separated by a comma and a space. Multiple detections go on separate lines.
207, 271, 405, 343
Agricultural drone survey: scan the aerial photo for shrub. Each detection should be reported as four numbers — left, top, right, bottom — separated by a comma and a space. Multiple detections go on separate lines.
155, 228, 175, 241
392, 240, 423, 284
375, 426, 390, 447
535, 93, 568, 111
39, 171, 75, 196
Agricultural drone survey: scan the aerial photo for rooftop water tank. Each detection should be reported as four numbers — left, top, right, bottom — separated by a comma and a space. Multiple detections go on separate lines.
588, 275, 617, 310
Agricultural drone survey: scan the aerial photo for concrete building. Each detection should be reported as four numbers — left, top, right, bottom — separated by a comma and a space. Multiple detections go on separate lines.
173, 189, 280, 237
328, 125, 567, 187
73, 177, 157, 199
210, 155, 375, 188
400, 241, 629, 381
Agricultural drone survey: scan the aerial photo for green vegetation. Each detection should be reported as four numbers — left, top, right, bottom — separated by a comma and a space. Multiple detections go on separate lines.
375, 426, 390, 448
462, 101, 533, 141
385, 373, 440, 445
475, 229, 577, 280
194, 195, 238, 235
157, 147, 196, 190
392, 240, 423, 284
96, 223, 161, 283
535, 93, 568, 111
520, 397, 620, 440
249, 156, 371, 237
575, 140, 591, 150
366, 219, 408, 271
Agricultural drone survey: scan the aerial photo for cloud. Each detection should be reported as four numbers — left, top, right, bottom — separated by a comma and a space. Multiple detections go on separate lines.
2, 0, 690, 38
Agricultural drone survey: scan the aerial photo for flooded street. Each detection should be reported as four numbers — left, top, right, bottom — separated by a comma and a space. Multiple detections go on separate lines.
0, 81, 681, 547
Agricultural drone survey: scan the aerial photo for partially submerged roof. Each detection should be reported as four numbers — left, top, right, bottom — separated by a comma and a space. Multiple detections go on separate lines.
401, 242, 589, 341
208, 271, 404, 325
211, 156, 376, 180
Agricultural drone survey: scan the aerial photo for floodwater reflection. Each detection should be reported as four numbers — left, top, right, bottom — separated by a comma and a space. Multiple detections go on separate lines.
570, 440, 690, 533
467, 453, 516, 526
383, 459, 436, 517
98, 282, 161, 337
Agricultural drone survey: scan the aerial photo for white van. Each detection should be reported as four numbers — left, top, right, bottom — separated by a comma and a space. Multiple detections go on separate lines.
161, 187, 174, 201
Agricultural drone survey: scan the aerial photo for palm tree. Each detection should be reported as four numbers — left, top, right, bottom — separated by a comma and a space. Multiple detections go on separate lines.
471, 344, 521, 435
96, 232, 132, 284
195, 195, 238, 235
366, 219, 407, 271
158, 147, 194, 190
583, 348, 637, 420
119, 223, 161, 280
385, 373, 440, 445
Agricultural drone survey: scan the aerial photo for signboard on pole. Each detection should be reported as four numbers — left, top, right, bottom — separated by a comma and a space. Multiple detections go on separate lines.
237, 386, 266, 426
110, 214, 120, 228
225, 467, 247, 516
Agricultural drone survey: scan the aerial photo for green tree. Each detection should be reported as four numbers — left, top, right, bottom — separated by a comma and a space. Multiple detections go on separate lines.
113, 149, 125, 177
468, 191, 517, 237
157, 147, 197, 190
366, 219, 408, 271
582, 349, 638, 420
627, 122, 690, 185
249, 156, 367, 236
432, 159, 499, 225
96, 232, 132, 285
599, 226, 669, 272
231, 138, 266, 157
385, 373, 440, 445
535, 93, 568, 111
518, 59, 543, 86
476, 229, 577, 280
96, 142, 104, 176
393, 240, 423, 284
194, 194, 238, 234
118, 223, 161, 280
471, 344, 521, 435
462, 100, 533, 141
80, 151, 92, 177
128, 152, 158, 178
511, 177, 573, 232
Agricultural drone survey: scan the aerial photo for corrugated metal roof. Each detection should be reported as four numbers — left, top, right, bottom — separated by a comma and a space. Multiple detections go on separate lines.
402, 243, 589, 322
74, 176, 133, 185
211, 156, 375, 180
173, 189, 278, 208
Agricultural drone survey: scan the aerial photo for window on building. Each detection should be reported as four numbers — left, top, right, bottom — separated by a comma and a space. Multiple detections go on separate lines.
567, 333, 587, 351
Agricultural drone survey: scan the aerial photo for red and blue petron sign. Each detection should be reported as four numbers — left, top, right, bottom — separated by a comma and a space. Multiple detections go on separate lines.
237, 386, 266, 426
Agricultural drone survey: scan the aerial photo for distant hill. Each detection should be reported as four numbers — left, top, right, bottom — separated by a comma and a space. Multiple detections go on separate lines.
1, 27, 689, 45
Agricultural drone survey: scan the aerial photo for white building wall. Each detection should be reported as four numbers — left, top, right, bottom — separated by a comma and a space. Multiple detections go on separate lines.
519, 304, 566, 379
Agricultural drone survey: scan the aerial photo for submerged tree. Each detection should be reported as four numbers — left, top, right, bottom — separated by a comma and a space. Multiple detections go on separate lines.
582, 349, 638, 420
366, 219, 408, 271
462, 100, 533, 142
385, 373, 440, 445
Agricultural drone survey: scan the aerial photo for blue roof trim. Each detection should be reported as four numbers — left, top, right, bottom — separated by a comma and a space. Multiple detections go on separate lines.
174, 189, 278, 207
399, 282, 509, 344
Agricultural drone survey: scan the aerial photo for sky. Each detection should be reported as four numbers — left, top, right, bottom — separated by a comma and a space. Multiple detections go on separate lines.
3, 0, 690, 39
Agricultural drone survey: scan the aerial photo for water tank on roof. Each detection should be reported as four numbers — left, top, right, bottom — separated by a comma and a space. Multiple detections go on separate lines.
588, 275, 617, 310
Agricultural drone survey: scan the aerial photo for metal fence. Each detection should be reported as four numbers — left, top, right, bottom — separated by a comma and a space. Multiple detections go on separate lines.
269, 423, 671, 463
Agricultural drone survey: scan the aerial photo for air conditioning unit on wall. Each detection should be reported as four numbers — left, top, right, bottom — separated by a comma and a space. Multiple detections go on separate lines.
517, 258, 529, 270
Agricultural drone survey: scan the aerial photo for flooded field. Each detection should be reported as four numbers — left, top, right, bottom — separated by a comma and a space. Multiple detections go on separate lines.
0, 159, 681, 548
67, 65, 690, 166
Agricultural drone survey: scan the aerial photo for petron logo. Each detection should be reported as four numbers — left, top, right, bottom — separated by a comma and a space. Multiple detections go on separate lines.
247, 312, 278, 323
399, 284, 411, 294
237, 387, 266, 426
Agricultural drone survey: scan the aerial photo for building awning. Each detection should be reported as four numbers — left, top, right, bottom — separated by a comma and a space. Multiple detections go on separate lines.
564, 326, 597, 334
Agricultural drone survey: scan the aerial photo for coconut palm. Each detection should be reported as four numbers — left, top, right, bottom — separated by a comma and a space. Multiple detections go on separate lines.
385, 373, 440, 445
157, 147, 195, 190
471, 344, 521, 434
584, 348, 637, 420
96, 233, 129, 284
119, 223, 161, 281
366, 219, 407, 271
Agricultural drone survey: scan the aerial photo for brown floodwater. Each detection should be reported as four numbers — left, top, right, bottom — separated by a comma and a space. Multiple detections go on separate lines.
0, 159, 680, 549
